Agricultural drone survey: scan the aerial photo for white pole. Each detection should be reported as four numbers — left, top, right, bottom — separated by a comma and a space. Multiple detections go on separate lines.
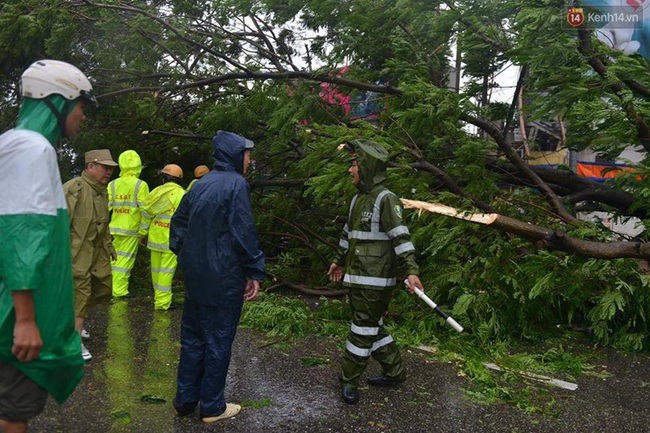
414, 288, 464, 333
405, 280, 464, 333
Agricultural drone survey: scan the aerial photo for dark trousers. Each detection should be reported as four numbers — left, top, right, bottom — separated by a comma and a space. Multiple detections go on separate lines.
174, 296, 243, 416
341, 287, 404, 387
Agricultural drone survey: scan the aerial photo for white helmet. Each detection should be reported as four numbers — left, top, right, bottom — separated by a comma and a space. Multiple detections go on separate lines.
20, 59, 97, 106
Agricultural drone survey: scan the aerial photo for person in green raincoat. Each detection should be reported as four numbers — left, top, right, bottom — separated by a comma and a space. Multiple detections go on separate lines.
0, 60, 94, 432
327, 139, 424, 405
139, 164, 186, 310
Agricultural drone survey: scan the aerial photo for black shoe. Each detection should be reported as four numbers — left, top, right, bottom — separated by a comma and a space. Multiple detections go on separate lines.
173, 399, 197, 417
367, 375, 406, 387
341, 385, 359, 404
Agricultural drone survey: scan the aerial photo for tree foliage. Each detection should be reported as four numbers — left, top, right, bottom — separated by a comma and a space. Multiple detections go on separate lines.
3, 0, 650, 350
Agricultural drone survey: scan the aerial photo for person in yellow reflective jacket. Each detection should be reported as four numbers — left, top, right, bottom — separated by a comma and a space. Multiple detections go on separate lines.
108, 150, 150, 298
186, 164, 209, 192
139, 164, 186, 310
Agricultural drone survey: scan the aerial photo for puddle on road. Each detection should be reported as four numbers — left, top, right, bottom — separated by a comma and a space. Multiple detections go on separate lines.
100, 301, 178, 432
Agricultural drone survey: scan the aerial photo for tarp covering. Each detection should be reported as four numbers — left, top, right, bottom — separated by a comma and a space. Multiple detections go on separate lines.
576, 161, 639, 182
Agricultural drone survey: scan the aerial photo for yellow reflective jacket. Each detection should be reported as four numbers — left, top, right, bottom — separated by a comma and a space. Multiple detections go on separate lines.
108, 150, 150, 237
186, 178, 199, 192
139, 181, 185, 251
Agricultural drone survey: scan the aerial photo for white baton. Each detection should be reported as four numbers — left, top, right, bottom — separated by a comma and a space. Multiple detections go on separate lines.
405, 280, 464, 333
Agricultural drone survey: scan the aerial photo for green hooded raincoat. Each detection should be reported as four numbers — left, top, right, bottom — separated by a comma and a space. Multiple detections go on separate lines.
335, 139, 420, 387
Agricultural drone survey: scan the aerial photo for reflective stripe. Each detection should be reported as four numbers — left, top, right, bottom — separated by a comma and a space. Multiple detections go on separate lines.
117, 251, 136, 259
152, 267, 176, 274
371, 335, 394, 352
387, 225, 409, 238
346, 190, 397, 241
148, 241, 169, 250
111, 266, 132, 274
395, 242, 415, 255
371, 190, 391, 232
339, 238, 349, 249
134, 180, 143, 205
351, 323, 379, 336
347, 196, 359, 221
153, 283, 171, 292
111, 200, 137, 207
111, 228, 139, 236
349, 230, 389, 240
344, 274, 396, 287
156, 214, 172, 220
346, 340, 371, 358
110, 179, 142, 207
140, 213, 152, 228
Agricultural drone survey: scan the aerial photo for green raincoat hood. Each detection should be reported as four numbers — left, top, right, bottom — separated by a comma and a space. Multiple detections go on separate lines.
117, 150, 143, 177
351, 139, 388, 193
16, 96, 77, 145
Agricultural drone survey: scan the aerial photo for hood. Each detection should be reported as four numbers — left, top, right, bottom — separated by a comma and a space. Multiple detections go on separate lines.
351, 139, 388, 193
212, 130, 247, 174
15, 96, 77, 145
118, 150, 142, 177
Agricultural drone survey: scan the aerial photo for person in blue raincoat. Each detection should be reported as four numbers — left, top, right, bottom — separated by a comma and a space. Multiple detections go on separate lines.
170, 130, 266, 423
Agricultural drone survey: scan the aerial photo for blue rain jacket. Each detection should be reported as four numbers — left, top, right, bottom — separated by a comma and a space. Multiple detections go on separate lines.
170, 131, 266, 306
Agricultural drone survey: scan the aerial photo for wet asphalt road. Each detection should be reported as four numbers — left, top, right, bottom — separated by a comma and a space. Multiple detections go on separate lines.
28, 292, 650, 433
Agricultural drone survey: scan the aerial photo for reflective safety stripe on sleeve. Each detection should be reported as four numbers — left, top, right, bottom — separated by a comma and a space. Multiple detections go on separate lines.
387, 225, 409, 238
394, 241, 415, 255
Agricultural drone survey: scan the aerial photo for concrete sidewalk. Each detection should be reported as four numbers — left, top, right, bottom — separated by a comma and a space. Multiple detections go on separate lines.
30, 296, 650, 433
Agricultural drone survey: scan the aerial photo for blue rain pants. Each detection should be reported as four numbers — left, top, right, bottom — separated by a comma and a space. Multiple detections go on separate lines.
174, 296, 244, 417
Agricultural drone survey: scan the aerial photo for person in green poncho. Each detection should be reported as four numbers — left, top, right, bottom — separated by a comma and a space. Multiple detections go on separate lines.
0, 60, 96, 433
327, 139, 424, 405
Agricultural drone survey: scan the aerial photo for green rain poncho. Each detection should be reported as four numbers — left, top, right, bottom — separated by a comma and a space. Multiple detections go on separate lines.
0, 96, 84, 404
